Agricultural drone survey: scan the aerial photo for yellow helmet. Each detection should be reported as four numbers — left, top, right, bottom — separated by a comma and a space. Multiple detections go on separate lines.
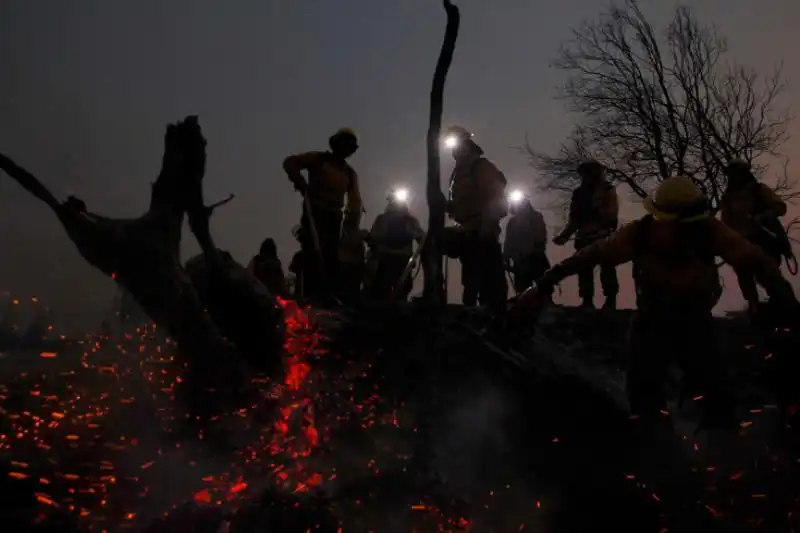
445, 125, 472, 139
333, 127, 357, 141
644, 176, 710, 222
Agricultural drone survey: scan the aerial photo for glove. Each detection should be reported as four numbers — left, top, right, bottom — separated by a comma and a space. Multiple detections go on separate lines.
553, 233, 569, 246
534, 271, 558, 297
291, 176, 307, 194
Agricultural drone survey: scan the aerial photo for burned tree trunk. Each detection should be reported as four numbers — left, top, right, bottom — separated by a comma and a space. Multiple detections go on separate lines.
0, 117, 285, 399
421, 0, 460, 305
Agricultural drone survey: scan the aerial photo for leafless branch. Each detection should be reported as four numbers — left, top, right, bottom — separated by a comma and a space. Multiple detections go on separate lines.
527, 0, 794, 231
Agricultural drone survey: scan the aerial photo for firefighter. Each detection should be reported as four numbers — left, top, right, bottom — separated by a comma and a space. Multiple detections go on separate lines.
504, 189, 550, 294
283, 128, 362, 301
520, 177, 799, 432
443, 125, 509, 310
368, 188, 425, 301
720, 159, 789, 313
247, 238, 289, 299
553, 160, 619, 309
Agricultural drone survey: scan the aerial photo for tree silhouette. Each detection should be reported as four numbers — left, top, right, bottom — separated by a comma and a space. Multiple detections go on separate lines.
523, 0, 798, 235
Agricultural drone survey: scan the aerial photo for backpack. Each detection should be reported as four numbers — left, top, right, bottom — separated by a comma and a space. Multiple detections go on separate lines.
570, 182, 613, 227
448, 157, 509, 217
382, 212, 415, 249
749, 183, 793, 260
631, 215, 722, 309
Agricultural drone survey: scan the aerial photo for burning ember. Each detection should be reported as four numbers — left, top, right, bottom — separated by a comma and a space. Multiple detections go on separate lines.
0, 296, 471, 531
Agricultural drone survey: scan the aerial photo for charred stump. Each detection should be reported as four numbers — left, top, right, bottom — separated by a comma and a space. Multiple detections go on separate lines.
0, 117, 285, 412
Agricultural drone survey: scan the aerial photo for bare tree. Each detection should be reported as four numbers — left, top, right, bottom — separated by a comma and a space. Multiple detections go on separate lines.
523, 0, 797, 233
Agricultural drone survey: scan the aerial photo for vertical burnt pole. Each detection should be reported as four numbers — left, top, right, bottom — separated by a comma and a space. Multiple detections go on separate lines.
422, 0, 460, 305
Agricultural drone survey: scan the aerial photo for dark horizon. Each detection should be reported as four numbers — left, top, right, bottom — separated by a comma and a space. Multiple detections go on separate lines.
1, 0, 798, 333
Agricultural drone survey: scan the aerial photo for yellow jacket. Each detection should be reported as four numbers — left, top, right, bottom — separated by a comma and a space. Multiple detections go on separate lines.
545, 216, 797, 311
283, 151, 362, 217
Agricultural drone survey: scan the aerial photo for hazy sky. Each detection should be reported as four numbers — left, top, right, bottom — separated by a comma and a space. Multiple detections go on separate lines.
1, 0, 798, 332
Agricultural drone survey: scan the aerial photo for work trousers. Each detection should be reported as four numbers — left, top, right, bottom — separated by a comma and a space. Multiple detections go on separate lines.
575, 235, 618, 304
299, 202, 342, 300
511, 251, 551, 294
372, 253, 413, 301
460, 232, 507, 311
627, 309, 734, 428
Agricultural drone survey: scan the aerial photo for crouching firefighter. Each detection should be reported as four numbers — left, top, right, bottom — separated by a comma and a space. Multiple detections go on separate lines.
517, 177, 800, 432
283, 128, 362, 301
504, 189, 550, 295
247, 237, 289, 299
553, 160, 619, 309
443, 125, 508, 310
720, 159, 794, 314
367, 188, 425, 301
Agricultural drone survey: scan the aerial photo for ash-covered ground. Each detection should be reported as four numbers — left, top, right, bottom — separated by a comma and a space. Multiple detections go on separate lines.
1, 299, 799, 532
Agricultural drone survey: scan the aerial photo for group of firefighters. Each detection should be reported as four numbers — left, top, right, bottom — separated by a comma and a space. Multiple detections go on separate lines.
244, 123, 799, 433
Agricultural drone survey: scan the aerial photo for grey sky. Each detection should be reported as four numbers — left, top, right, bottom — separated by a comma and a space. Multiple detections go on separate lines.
1, 0, 797, 331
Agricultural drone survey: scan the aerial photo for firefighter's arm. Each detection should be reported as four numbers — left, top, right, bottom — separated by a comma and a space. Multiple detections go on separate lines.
474, 159, 508, 223
531, 211, 548, 247
369, 214, 386, 243
758, 184, 787, 217
282, 151, 323, 185
409, 216, 425, 242
711, 219, 798, 307
540, 222, 638, 288
556, 193, 580, 242
719, 199, 732, 226
345, 169, 363, 225
503, 218, 520, 259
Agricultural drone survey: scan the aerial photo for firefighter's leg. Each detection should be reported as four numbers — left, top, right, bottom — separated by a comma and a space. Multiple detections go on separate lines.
626, 313, 672, 424
733, 265, 760, 308
460, 237, 480, 306
677, 313, 737, 430
513, 255, 533, 294
599, 261, 619, 309
318, 211, 343, 296
574, 240, 595, 307
531, 251, 551, 282
298, 214, 320, 298
477, 239, 506, 310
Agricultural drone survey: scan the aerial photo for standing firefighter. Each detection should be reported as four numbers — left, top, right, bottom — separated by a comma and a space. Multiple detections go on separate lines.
443, 125, 508, 310
720, 159, 790, 313
247, 238, 289, 299
368, 187, 425, 301
283, 128, 362, 301
517, 177, 799, 432
504, 189, 550, 294
553, 160, 619, 309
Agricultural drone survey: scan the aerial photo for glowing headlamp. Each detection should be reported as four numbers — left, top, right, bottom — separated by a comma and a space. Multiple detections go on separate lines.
508, 189, 525, 204
392, 187, 409, 203
443, 135, 460, 149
